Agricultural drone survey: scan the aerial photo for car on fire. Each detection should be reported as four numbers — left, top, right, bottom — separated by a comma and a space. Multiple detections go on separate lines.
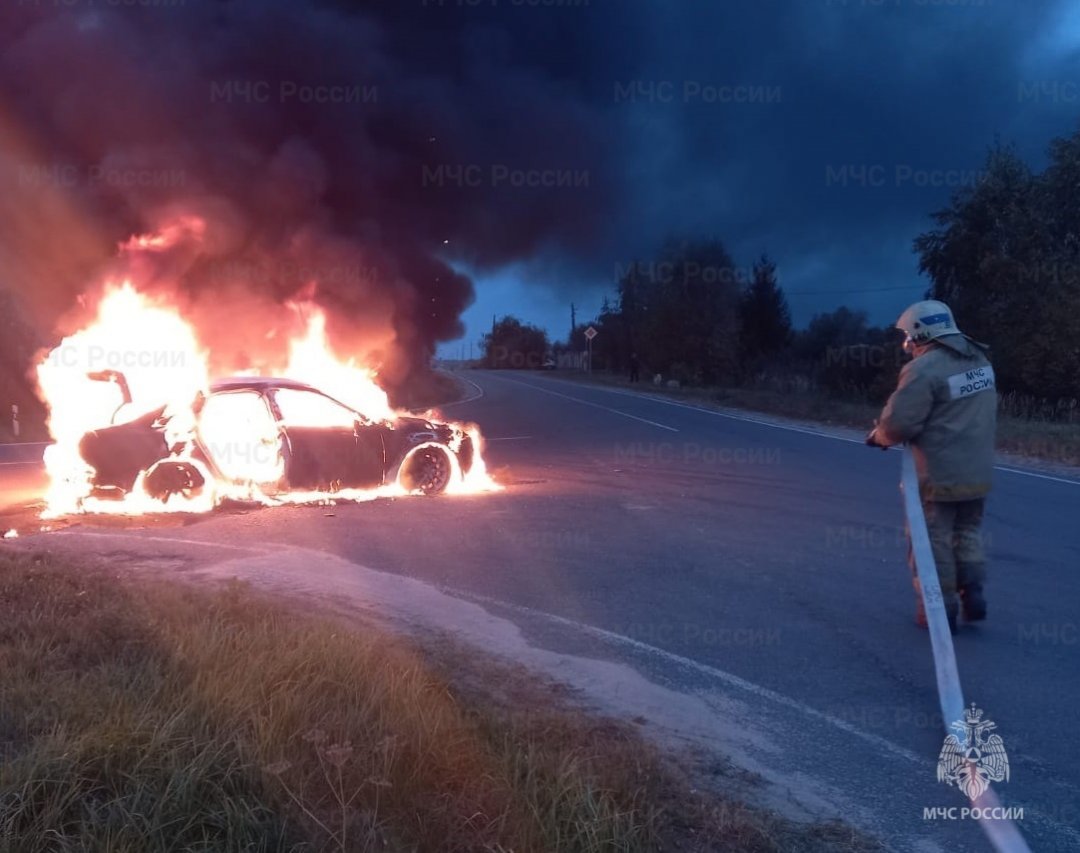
76, 373, 475, 505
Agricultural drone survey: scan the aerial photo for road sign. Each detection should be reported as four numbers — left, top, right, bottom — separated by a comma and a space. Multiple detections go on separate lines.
583, 326, 597, 375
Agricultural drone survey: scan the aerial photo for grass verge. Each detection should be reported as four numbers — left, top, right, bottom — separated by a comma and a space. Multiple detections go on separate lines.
0, 549, 879, 852
547, 371, 1080, 468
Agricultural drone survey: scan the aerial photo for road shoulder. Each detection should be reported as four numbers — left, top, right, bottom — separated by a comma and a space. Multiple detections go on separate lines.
3, 533, 883, 851
527, 370, 1080, 481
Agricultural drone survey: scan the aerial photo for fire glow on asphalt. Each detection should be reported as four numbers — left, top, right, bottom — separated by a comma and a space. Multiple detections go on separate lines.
34, 220, 499, 518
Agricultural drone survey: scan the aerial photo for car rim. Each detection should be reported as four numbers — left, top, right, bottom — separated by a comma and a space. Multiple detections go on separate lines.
409, 448, 451, 495
143, 461, 205, 504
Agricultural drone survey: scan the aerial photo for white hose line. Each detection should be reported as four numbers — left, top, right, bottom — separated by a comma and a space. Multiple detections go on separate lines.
901, 448, 1031, 852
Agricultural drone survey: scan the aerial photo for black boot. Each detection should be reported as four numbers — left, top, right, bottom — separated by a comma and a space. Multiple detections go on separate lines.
960, 583, 987, 622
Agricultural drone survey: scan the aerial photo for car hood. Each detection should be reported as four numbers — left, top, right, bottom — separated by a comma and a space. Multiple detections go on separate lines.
391, 415, 453, 437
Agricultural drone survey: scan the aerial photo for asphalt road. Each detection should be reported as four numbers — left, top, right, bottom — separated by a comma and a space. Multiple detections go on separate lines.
0, 441, 48, 511
3, 371, 1078, 851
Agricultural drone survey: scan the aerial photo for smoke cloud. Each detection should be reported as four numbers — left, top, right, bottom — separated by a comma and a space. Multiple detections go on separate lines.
0, 0, 627, 396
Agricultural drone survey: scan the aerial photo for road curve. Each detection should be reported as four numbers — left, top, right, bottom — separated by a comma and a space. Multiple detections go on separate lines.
3, 372, 1078, 851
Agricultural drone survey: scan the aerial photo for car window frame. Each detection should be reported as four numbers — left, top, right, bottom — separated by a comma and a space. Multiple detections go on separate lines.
268, 386, 364, 430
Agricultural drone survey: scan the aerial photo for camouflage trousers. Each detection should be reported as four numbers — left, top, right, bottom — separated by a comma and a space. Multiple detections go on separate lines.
907, 498, 987, 602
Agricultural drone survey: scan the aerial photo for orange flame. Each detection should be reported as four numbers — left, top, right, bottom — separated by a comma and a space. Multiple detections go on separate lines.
283, 306, 395, 422
35, 227, 499, 516
120, 215, 206, 253
36, 283, 210, 515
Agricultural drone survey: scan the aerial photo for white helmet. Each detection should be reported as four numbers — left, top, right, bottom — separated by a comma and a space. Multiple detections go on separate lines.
896, 300, 961, 346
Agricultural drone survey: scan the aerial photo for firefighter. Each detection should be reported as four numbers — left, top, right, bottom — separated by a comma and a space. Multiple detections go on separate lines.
865, 300, 996, 633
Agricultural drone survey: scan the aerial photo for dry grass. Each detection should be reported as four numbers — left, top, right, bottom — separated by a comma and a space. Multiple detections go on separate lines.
995, 419, 1080, 466
0, 549, 879, 852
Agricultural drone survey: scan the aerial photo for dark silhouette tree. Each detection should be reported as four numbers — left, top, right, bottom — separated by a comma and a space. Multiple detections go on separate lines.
793, 306, 871, 363
915, 135, 1080, 399
738, 253, 792, 372
481, 316, 550, 370
609, 239, 740, 385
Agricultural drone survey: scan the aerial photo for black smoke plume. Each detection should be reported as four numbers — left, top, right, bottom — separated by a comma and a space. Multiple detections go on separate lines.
0, 0, 628, 399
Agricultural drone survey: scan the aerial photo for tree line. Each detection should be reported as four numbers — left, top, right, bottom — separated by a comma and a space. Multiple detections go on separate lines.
483, 124, 1080, 410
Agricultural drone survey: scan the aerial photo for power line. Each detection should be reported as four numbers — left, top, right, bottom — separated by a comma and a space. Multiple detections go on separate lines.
784, 285, 923, 297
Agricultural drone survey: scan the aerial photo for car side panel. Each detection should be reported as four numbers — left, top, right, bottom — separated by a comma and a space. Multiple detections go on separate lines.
79, 417, 169, 491
283, 426, 384, 490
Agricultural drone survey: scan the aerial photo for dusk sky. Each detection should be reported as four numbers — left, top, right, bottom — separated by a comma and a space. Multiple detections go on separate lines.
3, 1, 1079, 368
436, 0, 1080, 355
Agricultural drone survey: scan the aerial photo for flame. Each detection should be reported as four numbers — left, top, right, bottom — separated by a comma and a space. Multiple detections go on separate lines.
120, 215, 206, 253
448, 426, 497, 495
283, 306, 395, 422
36, 282, 210, 516
34, 228, 499, 516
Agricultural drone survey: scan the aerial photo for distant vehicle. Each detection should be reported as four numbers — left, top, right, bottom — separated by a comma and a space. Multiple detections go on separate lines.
76, 374, 474, 504
541, 355, 556, 370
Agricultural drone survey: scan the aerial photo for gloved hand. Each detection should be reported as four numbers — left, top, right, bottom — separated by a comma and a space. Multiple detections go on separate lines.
865, 428, 889, 450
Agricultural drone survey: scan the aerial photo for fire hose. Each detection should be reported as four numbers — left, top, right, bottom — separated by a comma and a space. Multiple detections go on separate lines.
900, 447, 1031, 853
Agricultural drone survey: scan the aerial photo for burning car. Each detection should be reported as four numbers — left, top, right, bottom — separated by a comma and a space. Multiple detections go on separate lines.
35, 281, 498, 516
75, 372, 476, 507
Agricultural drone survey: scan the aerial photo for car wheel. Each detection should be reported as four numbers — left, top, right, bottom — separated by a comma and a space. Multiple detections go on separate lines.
142, 459, 208, 504
400, 445, 453, 495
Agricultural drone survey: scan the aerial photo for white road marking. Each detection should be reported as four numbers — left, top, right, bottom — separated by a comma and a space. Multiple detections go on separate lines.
450, 588, 925, 766
491, 374, 679, 433
440, 375, 485, 407
532, 377, 1080, 486
529, 378, 866, 443
993, 465, 1080, 486
41, 528, 922, 764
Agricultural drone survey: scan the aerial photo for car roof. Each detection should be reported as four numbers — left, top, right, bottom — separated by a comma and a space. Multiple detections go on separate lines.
208, 376, 442, 429
209, 376, 320, 394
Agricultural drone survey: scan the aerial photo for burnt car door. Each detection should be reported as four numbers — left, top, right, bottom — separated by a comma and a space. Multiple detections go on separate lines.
78, 405, 170, 493
270, 387, 384, 490
197, 390, 285, 489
